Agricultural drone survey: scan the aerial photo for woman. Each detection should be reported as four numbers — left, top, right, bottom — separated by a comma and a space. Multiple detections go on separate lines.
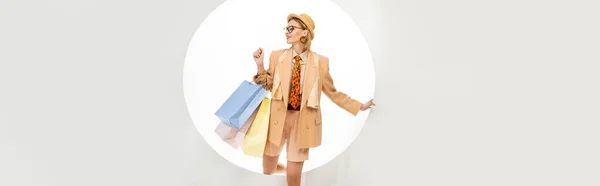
252, 13, 375, 186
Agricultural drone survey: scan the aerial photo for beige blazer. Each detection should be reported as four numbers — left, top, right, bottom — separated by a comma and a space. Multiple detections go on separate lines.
254, 48, 362, 149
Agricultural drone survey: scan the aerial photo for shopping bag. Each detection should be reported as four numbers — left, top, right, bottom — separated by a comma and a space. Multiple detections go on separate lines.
215, 80, 268, 129
214, 107, 258, 149
242, 97, 271, 157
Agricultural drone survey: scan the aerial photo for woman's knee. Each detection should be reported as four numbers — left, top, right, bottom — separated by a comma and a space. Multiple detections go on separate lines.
286, 161, 304, 176
262, 155, 280, 175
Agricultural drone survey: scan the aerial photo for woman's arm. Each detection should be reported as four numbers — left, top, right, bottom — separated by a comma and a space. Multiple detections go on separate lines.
253, 51, 277, 91
320, 57, 363, 116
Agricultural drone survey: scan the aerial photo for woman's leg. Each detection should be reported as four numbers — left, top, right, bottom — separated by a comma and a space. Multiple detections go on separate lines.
263, 109, 291, 175
262, 154, 285, 175
286, 161, 305, 186
284, 109, 308, 186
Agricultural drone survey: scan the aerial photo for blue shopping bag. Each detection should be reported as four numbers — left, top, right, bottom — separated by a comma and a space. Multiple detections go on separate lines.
215, 80, 268, 129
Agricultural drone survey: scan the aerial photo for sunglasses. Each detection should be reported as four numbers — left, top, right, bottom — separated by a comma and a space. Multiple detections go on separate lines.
283, 25, 305, 33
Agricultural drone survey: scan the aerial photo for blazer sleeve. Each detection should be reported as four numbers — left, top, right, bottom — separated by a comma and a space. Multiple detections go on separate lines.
320, 56, 362, 116
253, 51, 278, 91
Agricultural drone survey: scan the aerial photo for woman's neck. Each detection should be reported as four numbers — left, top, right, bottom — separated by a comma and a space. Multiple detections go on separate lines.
292, 44, 307, 54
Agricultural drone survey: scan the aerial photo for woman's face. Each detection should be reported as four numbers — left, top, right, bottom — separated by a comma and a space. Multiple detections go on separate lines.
284, 19, 306, 44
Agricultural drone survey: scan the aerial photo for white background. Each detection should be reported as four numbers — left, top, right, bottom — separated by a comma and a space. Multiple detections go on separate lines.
1, 0, 599, 185
183, 0, 375, 174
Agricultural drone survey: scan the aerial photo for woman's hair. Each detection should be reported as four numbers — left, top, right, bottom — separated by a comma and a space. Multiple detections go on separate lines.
288, 17, 314, 51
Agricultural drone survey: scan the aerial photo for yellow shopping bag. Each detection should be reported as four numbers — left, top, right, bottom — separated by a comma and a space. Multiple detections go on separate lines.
242, 97, 271, 158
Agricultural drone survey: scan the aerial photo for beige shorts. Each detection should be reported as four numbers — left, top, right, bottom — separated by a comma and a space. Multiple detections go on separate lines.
264, 109, 309, 162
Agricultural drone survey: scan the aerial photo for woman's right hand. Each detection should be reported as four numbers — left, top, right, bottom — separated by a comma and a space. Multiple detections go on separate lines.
253, 47, 264, 66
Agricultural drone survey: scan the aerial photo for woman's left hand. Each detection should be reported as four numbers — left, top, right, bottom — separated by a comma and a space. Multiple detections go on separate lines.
360, 99, 376, 111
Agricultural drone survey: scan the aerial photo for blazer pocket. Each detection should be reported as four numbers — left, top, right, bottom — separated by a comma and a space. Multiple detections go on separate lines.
315, 114, 322, 126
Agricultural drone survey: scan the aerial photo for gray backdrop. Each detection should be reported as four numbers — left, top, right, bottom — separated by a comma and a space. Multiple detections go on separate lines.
1, 0, 598, 185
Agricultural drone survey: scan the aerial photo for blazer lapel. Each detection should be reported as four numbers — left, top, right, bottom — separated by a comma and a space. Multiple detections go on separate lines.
301, 51, 318, 110
279, 48, 292, 104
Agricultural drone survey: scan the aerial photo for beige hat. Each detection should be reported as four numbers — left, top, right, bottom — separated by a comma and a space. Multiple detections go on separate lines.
287, 13, 315, 37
